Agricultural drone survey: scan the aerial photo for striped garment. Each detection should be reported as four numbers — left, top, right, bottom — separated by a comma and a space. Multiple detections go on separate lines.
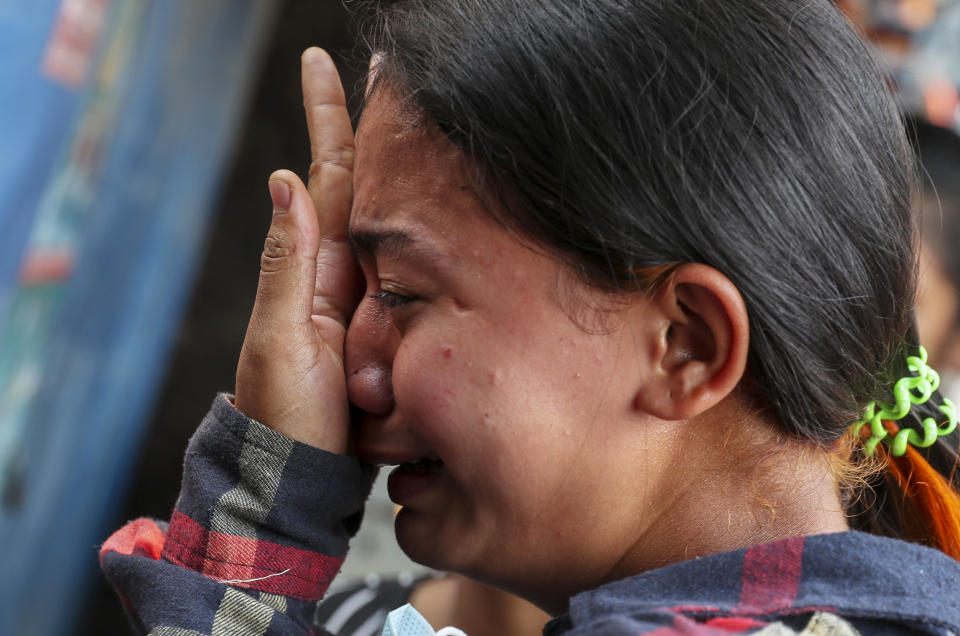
101, 395, 960, 635
313, 573, 432, 636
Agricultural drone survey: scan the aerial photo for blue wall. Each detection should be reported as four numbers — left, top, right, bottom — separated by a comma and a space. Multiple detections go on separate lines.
0, 1, 274, 633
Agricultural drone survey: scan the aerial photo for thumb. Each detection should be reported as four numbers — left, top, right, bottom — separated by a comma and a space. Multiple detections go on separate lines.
254, 169, 319, 326
234, 169, 329, 437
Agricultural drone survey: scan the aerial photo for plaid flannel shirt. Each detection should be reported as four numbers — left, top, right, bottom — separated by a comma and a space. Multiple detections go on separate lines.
100, 394, 374, 635
102, 395, 960, 635
544, 532, 960, 635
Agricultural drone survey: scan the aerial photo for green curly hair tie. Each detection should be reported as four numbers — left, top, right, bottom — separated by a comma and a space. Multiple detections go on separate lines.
854, 346, 957, 457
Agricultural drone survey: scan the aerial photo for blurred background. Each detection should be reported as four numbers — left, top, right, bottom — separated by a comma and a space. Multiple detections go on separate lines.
1, 1, 959, 634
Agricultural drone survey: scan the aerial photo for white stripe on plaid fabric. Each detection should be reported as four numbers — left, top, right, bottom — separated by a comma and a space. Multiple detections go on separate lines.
149, 627, 208, 636
801, 613, 859, 636
210, 420, 295, 539
211, 588, 275, 636
258, 591, 288, 614
755, 612, 860, 636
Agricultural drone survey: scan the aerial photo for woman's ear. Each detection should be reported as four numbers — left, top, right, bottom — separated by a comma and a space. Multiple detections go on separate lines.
633, 263, 749, 420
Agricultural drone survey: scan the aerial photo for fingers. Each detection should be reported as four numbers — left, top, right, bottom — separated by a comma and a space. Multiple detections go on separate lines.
302, 48, 354, 243
232, 51, 358, 453
301, 48, 360, 323
253, 170, 319, 328
235, 170, 336, 445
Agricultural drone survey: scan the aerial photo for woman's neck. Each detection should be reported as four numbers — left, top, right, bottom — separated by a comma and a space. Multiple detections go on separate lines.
410, 574, 550, 636
606, 409, 851, 581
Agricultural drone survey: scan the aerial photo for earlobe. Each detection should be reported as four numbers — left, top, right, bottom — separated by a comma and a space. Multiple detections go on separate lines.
633, 264, 749, 420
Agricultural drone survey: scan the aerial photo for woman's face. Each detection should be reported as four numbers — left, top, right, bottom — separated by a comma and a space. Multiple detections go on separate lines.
346, 93, 668, 606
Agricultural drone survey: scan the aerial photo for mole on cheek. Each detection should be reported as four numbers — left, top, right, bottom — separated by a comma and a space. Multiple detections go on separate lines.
443, 346, 453, 359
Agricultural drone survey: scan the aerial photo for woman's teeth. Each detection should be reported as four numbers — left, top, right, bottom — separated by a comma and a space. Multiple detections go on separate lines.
399, 457, 443, 474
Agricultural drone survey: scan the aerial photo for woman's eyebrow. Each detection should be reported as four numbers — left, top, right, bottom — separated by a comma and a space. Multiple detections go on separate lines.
348, 228, 447, 267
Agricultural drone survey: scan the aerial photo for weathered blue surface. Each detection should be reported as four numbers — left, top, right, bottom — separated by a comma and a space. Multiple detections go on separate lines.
0, 0, 82, 310
0, 0, 274, 633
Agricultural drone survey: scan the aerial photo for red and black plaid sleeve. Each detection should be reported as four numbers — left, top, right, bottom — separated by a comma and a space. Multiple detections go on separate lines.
100, 394, 375, 635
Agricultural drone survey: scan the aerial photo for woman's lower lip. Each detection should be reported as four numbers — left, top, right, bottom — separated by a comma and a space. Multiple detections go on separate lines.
387, 464, 443, 504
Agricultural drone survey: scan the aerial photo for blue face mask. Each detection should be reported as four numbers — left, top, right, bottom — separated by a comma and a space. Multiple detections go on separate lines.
380, 603, 467, 636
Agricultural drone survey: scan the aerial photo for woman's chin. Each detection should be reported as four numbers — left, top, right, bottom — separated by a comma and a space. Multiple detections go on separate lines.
393, 507, 466, 573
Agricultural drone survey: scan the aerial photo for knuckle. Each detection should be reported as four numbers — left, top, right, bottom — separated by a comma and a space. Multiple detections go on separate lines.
260, 233, 296, 272
309, 145, 355, 178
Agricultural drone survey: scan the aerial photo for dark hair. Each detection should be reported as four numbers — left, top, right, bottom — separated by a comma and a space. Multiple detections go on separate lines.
360, 0, 960, 546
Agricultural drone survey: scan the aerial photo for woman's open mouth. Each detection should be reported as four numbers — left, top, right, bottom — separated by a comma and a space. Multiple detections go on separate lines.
397, 457, 443, 474
387, 457, 445, 504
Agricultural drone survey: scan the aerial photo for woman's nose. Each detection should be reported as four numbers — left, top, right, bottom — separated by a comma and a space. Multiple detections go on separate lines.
345, 300, 397, 415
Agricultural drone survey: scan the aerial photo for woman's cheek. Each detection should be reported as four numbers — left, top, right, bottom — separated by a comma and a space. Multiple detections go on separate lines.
392, 337, 467, 419
400, 337, 497, 438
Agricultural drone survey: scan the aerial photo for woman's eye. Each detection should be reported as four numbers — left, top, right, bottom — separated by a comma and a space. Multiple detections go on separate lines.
369, 289, 416, 309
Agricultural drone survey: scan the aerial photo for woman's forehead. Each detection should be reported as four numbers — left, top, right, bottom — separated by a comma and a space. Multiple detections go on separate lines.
352, 94, 481, 233
360, 104, 461, 171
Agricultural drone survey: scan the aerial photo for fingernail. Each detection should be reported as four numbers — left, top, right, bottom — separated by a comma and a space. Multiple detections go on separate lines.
269, 179, 291, 213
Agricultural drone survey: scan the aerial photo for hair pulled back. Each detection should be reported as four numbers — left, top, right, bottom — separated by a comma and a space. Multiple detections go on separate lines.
360, 0, 960, 547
